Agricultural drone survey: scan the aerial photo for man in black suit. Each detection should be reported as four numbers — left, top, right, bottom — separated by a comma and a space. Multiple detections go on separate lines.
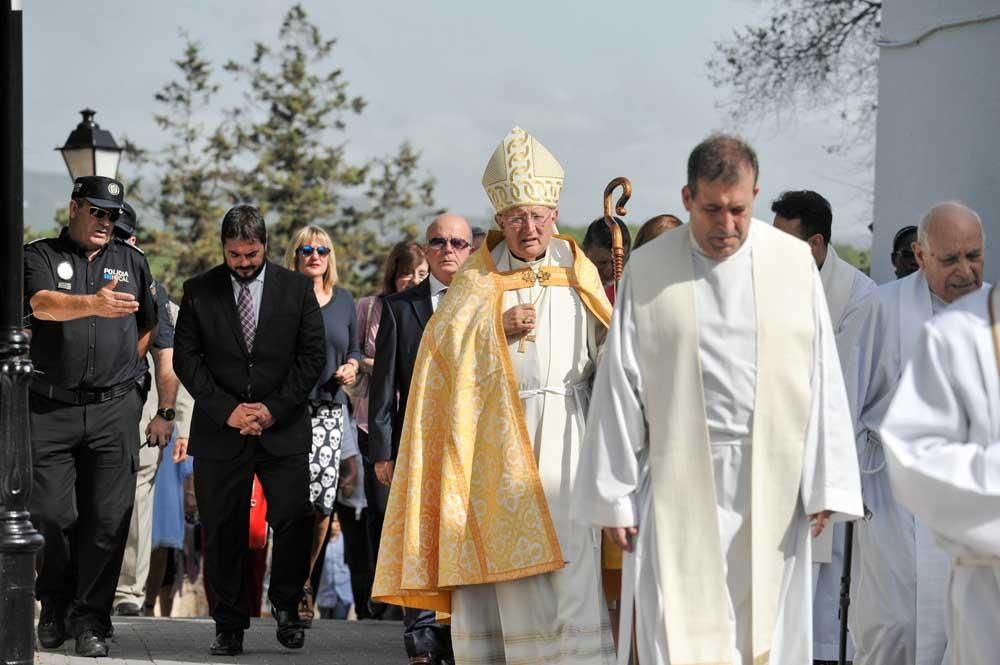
173, 205, 324, 655
370, 213, 473, 665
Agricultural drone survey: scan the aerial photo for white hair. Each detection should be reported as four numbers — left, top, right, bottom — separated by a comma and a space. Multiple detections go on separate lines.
917, 201, 984, 250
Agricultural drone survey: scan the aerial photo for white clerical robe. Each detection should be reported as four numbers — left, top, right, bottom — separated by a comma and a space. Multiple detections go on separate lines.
880, 287, 1000, 665
574, 225, 862, 665
450, 237, 614, 665
813, 244, 877, 661
849, 270, 988, 665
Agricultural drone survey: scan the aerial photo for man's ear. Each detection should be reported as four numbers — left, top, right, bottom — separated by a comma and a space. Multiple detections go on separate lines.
912, 240, 928, 270
681, 185, 694, 212
551, 208, 559, 225
808, 234, 825, 252
494, 213, 503, 230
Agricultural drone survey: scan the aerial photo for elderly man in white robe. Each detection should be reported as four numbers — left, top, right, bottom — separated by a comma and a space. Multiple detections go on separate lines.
771, 189, 876, 664
850, 201, 987, 665
372, 127, 615, 665
880, 284, 1000, 665
574, 134, 863, 665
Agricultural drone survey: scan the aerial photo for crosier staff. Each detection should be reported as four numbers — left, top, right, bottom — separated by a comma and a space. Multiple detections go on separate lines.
603, 177, 632, 298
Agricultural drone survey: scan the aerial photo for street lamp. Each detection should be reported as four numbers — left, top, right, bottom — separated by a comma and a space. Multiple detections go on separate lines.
2, 4, 45, 665
55, 108, 123, 180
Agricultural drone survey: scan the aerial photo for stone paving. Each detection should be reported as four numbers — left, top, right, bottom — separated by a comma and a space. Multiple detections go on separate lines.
35, 617, 404, 665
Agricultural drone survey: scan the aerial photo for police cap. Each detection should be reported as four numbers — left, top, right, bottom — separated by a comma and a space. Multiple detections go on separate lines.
114, 201, 137, 240
72, 175, 125, 211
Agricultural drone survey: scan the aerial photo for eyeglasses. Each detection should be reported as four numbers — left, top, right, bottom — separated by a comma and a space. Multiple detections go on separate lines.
500, 210, 553, 230
427, 237, 471, 251
88, 206, 120, 222
298, 245, 331, 256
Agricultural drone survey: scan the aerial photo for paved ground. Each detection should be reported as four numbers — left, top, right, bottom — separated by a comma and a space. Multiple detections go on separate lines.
35, 617, 404, 665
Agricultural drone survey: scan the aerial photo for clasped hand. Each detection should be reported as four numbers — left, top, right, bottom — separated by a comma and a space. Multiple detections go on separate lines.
502, 304, 536, 338
226, 402, 275, 436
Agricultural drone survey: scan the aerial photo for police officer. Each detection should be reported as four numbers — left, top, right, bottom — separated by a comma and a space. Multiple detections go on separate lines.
24, 176, 158, 657
111, 201, 182, 617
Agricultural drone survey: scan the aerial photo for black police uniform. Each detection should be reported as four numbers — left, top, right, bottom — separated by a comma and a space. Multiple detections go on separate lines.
24, 227, 157, 638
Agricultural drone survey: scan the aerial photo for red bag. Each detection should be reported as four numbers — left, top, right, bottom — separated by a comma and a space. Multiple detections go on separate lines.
249, 475, 268, 550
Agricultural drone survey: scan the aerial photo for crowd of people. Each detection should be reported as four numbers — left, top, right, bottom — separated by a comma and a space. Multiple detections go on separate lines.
24, 127, 996, 665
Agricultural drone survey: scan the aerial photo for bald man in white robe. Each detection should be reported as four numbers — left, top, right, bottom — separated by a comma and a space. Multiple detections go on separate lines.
849, 202, 987, 665
881, 286, 1000, 665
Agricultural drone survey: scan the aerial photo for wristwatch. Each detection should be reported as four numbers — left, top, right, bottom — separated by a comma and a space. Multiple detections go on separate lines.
156, 407, 176, 421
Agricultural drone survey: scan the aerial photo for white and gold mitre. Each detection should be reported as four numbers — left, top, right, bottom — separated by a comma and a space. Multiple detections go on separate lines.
481, 126, 564, 214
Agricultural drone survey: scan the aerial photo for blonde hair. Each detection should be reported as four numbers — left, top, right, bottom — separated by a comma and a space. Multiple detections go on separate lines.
285, 225, 338, 291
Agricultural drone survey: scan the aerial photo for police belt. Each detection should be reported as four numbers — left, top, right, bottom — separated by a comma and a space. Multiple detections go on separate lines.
30, 377, 139, 406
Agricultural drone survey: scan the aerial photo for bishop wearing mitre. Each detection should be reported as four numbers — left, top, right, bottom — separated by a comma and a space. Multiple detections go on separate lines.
574, 134, 863, 665
373, 126, 615, 665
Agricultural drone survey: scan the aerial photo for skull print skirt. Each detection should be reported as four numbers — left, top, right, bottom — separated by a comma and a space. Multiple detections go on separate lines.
307, 400, 357, 515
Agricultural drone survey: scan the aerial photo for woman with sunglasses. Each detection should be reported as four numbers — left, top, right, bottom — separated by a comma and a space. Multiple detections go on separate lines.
350, 241, 427, 619
284, 226, 363, 628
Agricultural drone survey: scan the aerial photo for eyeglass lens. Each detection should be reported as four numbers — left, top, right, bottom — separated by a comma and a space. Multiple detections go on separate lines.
429, 237, 471, 250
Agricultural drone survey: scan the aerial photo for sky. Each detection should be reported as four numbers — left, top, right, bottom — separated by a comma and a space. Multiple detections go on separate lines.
22, 0, 874, 246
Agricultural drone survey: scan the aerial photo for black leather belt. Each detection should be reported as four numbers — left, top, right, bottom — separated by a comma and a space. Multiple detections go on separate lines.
30, 377, 139, 405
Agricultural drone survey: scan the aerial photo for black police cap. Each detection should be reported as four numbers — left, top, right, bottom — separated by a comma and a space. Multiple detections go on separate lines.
72, 175, 125, 211
114, 201, 137, 240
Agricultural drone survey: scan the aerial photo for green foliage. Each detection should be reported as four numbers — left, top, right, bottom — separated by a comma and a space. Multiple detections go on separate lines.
124, 6, 438, 295
833, 243, 871, 275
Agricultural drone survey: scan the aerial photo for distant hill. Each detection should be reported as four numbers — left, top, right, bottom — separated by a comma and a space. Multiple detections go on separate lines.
24, 170, 69, 235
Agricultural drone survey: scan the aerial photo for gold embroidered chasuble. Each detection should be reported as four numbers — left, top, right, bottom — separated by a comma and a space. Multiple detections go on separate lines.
630, 223, 814, 665
372, 232, 611, 613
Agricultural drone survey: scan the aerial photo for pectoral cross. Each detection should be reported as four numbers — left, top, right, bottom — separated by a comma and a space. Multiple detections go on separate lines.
514, 266, 549, 353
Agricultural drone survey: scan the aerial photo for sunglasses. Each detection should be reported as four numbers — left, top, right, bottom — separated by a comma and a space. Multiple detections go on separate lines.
298, 245, 331, 257
87, 206, 120, 222
427, 237, 471, 251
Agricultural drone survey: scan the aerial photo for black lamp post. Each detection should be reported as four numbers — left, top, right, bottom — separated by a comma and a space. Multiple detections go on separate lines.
55, 108, 123, 180
1, 3, 44, 665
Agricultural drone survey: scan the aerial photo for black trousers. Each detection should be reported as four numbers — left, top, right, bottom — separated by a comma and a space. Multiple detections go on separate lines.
404, 607, 453, 659
334, 500, 374, 619
194, 441, 312, 631
29, 390, 142, 636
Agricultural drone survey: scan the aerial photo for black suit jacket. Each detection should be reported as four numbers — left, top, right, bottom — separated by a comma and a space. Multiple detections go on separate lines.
369, 278, 433, 463
174, 261, 325, 460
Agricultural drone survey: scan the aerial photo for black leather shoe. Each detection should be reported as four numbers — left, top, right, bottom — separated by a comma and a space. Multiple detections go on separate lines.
75, 630, 110, 657
37, 605, 66, 649
271, 607, 305, 649
210, 630, 244, 656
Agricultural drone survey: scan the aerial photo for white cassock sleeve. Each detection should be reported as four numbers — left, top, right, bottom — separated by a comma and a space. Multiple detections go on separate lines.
801, 268, 865, 521
881, 323, 1000, 557
574, 272, 646, 527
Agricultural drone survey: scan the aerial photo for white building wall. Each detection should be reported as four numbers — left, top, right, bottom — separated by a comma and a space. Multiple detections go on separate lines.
872, 1, 1000, 283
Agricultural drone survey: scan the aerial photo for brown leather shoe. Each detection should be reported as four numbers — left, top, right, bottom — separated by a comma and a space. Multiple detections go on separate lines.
298, 585, 315, 629
408, 657, 435, 665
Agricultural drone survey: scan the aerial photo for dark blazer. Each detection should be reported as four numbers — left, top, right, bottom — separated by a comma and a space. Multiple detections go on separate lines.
369, 278, 433, 463
174, 261, 325, 460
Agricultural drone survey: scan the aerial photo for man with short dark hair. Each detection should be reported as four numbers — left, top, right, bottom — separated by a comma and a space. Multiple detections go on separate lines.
26, 176, 158, 657
111, 202, 192, 617
772, 190, 876, 663
891, 224, 919, 279
578, 134, 862, 665
173, 204, 325, 656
